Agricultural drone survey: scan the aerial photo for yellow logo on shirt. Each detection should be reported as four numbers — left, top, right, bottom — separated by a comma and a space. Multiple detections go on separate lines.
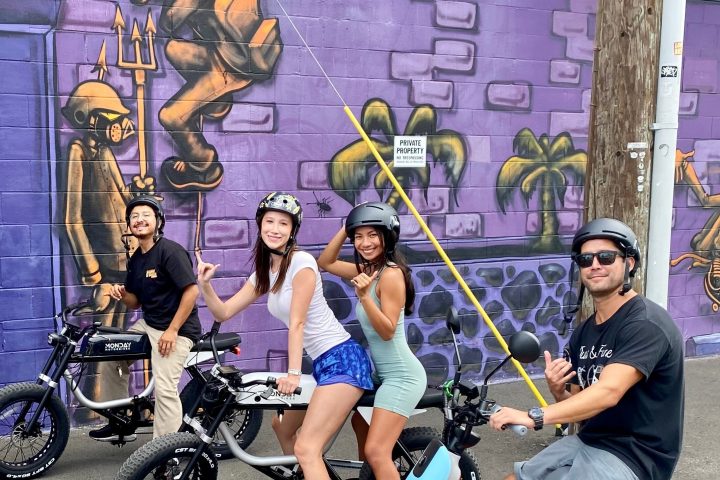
145, 268, 157, 278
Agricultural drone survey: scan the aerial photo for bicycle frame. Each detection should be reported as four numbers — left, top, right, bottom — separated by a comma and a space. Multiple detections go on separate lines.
27, 302, 235, 439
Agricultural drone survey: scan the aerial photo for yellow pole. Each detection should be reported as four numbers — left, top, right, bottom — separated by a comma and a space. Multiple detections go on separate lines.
343, 105, 548, 407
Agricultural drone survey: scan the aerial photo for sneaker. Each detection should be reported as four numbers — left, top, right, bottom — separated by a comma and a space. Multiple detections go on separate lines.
161, 157, 224, 191
88, 424, 137, 442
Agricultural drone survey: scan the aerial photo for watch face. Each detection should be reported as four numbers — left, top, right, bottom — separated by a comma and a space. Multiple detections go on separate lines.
529, 407, 543, 419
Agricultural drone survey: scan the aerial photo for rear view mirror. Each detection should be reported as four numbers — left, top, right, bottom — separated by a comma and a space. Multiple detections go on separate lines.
446, 307, 461, 335
508, 331, 541, 364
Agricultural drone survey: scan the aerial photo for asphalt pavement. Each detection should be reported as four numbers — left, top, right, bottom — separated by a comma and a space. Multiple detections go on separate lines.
27, 355, 719, 479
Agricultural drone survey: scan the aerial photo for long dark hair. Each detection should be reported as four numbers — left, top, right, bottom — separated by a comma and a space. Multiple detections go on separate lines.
353, 227, 415, 315
251, 232, 297, 296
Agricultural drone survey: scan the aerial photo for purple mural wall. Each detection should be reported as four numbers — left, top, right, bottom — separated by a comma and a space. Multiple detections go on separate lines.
0, 0, 717, 425
671, 0, 720, 357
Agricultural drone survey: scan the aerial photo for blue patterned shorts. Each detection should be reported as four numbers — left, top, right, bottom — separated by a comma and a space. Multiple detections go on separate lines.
312, 339, 374, 390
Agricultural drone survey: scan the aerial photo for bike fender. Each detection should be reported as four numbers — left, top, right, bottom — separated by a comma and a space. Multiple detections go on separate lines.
406, 438, 452, 480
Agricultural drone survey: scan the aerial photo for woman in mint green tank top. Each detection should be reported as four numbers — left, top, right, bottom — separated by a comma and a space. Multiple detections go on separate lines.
319, 202, 427, 480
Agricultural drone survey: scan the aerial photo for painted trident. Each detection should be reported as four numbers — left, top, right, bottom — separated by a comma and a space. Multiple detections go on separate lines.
112, 5, 157, 181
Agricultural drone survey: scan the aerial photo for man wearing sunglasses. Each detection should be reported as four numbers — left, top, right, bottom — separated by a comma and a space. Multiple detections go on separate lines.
490, 218, 684, 480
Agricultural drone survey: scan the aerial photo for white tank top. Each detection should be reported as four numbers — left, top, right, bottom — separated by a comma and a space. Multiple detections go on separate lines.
249, 251, 350, 359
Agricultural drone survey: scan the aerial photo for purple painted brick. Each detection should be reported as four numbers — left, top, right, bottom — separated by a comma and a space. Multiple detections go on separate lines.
693, 140, 720, 164
299, 162, 330, 190
399, 214, 426, 240
390, 52, 434, 80
0, 94, 30, 128
581, 89, 591, 112
467, 136, 491, 163
553, 11, 588, 38
550, 59, 581, 84
0, 225, 30, 256
222, 104, 276, 133
0, 351, 45, 383
683, 58, 718, 93
565, 35, 594, 62
32, 287, 55, 319
0, 288, 33, 322
2, 329, 50, 351
1, 193, 49, 224
527, 211, 580, 236
407, 188, 450, 215
433, 40, 475, 72
445, 213, 482, 238
436, 1, 478, 30
569, 0, 597, 14
410, 80, 453, 108
222, 248, 254, 277
550, 111, 589, 138
57, 0, 117, 33
204, 219, 249, 249
486, 82, 531, 110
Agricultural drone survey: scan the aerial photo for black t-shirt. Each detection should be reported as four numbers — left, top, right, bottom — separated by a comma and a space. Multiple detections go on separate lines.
125, 237, 201, 342
567, 295, 684, 480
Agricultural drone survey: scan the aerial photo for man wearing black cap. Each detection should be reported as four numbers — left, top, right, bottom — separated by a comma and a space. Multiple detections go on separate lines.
490, 218, 684, 480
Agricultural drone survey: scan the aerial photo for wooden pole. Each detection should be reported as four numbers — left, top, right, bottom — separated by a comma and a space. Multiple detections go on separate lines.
585, 0, 663, 298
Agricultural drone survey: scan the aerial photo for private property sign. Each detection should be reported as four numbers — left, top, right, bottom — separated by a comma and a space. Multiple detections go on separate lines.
394, 135, 427, 167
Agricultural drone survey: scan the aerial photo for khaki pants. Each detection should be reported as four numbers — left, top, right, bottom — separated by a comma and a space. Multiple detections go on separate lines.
98, 319, 194, 437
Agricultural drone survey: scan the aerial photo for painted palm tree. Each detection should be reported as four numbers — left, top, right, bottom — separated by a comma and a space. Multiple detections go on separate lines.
496, 128, 587, 253
329, 98, 467, 210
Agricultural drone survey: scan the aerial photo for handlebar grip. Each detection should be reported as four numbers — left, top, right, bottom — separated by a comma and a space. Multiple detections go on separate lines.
489, 404, 528, 437
504, 423, 528, 436
266, 377, 302, 395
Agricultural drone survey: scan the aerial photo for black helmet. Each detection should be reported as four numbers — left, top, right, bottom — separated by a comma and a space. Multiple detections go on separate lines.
345, 202, 401, 253
571, 218, 640, 275
126, 194, 165, 236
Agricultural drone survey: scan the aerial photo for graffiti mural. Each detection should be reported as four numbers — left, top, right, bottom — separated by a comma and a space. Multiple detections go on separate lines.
329, 98, 467, 210
1, 0, 717, 430
496, 128, 587, 253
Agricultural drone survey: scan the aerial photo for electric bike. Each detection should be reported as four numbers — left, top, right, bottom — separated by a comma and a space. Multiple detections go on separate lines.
0, 301, 262, 479
402, 308, 542, 480
115, 322, 482, 480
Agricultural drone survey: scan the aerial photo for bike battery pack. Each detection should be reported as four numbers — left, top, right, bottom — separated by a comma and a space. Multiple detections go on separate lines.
81, 332, 151, 361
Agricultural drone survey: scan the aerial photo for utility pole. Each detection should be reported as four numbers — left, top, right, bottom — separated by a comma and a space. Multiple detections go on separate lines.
585, 1, 664, 298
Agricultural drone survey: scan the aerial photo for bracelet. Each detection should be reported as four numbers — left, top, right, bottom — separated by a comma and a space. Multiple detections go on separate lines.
288, 368, 301, 376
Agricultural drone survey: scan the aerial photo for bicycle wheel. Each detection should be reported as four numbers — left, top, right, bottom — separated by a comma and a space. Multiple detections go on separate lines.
0, 383, 70, 479
358, 426, 482, 480
116, 431, 218, 480
180, 375, 262, 459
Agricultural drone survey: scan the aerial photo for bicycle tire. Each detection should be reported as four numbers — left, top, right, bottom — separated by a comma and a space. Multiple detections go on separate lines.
115, 431, 218, 480
358, 426, 482, 480
0, 383, 70, 479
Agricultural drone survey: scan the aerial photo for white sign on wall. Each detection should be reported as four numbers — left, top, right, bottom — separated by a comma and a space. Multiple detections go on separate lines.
394, 136, 427, 168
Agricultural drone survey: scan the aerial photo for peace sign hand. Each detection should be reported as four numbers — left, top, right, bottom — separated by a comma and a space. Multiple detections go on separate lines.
195, 250, 220, 285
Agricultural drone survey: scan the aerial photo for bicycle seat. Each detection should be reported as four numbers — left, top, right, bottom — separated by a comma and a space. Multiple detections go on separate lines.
192, 332, 242, 352
355, 387, 444, 409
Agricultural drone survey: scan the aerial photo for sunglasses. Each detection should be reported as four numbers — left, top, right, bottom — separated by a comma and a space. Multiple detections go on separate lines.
574, 250, 624, 268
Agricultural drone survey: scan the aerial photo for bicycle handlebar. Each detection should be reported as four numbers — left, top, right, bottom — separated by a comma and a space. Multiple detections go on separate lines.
487, 403, 527, 436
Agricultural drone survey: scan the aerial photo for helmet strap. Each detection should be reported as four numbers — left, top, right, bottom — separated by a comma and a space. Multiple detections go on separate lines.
620, 258, 631, 295
262, 238, 294, 257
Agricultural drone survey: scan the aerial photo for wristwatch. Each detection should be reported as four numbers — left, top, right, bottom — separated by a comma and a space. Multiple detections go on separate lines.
527, 407, 544, 431
288, 368, 301, 376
